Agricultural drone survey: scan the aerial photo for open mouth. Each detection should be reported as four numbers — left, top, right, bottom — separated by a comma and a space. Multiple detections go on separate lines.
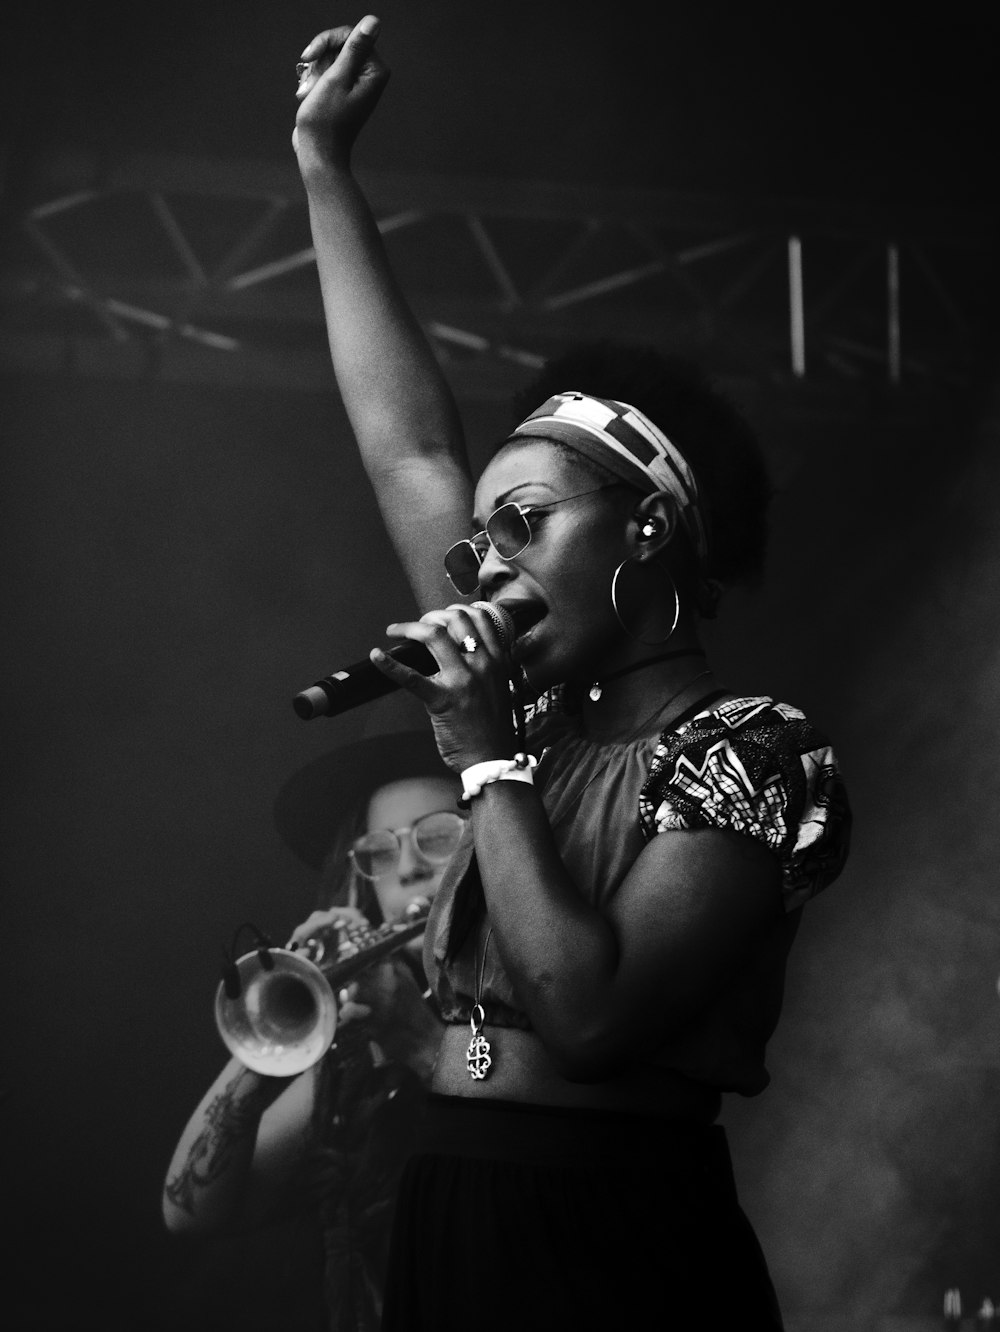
497, 600, 547, 649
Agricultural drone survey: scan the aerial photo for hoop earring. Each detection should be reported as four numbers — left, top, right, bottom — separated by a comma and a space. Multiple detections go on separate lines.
611, 558, 681, 645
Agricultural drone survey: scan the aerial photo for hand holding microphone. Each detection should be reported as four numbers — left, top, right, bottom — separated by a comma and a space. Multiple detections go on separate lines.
293, 601, 515, 720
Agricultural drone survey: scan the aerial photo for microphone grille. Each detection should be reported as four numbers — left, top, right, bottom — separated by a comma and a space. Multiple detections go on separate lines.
471, 600, 515, 650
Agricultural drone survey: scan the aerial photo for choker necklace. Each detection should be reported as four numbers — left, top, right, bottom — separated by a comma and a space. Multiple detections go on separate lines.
589, 647, 704, 703
466, 925, 494, 1080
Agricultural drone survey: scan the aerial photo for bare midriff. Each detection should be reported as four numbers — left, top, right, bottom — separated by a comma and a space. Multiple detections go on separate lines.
430, 1023, 721, 1121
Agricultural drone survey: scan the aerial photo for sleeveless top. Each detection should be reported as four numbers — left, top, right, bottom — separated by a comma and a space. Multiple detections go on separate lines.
422, 695, 851, 1095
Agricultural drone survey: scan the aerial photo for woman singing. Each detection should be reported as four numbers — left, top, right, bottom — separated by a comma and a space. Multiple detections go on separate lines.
292, 18, 851, 1329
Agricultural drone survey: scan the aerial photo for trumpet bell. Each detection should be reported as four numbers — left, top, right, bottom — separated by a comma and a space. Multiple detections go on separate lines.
214, 948, 337, 1077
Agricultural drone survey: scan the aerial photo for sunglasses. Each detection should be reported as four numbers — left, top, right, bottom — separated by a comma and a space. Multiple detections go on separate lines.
349, 810, 466, 880
443, 486, 614, 595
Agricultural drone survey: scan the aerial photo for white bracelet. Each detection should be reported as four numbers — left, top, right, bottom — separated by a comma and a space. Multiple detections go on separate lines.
459, 752, 537, 806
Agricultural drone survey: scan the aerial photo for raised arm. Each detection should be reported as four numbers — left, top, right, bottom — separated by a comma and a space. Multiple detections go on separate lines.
294, 16, 474, 609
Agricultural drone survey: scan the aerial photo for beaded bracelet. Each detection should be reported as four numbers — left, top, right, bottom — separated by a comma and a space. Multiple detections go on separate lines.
458, 752, 538, 808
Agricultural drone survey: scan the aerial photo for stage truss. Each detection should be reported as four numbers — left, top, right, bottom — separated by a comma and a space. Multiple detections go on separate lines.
2, 149, 993, 414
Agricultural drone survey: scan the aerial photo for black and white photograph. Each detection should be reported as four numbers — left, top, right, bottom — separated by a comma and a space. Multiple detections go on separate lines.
2, 3, 998, 1329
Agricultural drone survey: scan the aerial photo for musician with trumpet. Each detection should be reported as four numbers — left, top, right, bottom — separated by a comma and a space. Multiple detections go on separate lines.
162, 732, 462, 1332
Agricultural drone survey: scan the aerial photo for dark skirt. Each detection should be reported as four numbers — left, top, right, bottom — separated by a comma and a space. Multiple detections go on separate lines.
382, 1094, 783, 1332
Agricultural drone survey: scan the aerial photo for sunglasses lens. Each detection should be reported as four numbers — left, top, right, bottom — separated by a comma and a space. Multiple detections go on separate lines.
485, 504, 531, 559
350, 830, 398, 879
412, 811, 466, 863
444, 538, 487, 594
444, 508, 530, 591
444, 548, 480, 594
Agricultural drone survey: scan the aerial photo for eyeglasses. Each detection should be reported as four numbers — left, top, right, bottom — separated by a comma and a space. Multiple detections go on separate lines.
443, 486, 614, 595
349, 810, 466, 880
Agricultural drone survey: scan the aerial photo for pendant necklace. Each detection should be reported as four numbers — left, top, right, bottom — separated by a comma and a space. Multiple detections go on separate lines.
589, 647, 704, 702
466, 925, 494, 1080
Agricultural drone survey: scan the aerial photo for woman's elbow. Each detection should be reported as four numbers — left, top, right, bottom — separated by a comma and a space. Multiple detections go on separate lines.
161, 1192, 232, 1240
162, 1197, 196, 1238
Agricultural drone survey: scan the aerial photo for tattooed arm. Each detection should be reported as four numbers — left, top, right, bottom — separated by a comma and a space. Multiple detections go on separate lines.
162, 1056, 317, 1236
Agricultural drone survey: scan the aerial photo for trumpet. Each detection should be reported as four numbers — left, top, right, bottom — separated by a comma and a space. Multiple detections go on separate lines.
214, 896, 431, 1076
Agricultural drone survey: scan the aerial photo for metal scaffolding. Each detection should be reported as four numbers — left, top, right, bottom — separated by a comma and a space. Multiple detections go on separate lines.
2, 148, 993, 407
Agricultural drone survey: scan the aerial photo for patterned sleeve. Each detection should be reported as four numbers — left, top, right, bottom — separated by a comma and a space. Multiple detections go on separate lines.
638, 697, 851, 910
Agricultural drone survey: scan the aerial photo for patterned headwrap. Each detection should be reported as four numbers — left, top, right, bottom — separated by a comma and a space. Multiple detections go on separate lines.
508, 390, 709, 569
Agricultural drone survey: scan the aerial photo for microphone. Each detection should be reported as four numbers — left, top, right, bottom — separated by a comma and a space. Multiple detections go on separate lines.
292, 601, 516, 720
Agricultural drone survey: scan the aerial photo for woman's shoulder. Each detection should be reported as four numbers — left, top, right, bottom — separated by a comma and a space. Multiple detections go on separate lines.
642, 694, 851, 907
647, 693, 844, 813
674, 694, 832, 744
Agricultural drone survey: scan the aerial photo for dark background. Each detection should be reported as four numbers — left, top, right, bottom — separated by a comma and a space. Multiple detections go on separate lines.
2, 3, 999, 1328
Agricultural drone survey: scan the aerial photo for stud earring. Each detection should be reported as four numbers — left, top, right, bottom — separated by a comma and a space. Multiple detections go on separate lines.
640, 518, 659, 538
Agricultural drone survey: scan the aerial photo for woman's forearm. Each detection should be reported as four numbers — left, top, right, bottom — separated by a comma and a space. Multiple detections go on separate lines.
470, 783, 621, 1068
469, 782, 781, 1081
162, 1058, 294, 1236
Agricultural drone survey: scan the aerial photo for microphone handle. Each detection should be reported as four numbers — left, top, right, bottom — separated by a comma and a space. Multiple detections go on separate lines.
293, 640, 436, 720
292, 602, 514, 721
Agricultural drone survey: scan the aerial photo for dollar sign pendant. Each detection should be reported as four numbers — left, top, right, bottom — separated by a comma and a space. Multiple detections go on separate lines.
466, 1003, 492, 1080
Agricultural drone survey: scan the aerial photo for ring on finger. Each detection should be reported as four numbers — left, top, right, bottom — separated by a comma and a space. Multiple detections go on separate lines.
461, 634, 478, 654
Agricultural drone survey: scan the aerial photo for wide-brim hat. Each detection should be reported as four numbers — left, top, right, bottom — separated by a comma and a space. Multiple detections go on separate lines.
272, 729, 452, 869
